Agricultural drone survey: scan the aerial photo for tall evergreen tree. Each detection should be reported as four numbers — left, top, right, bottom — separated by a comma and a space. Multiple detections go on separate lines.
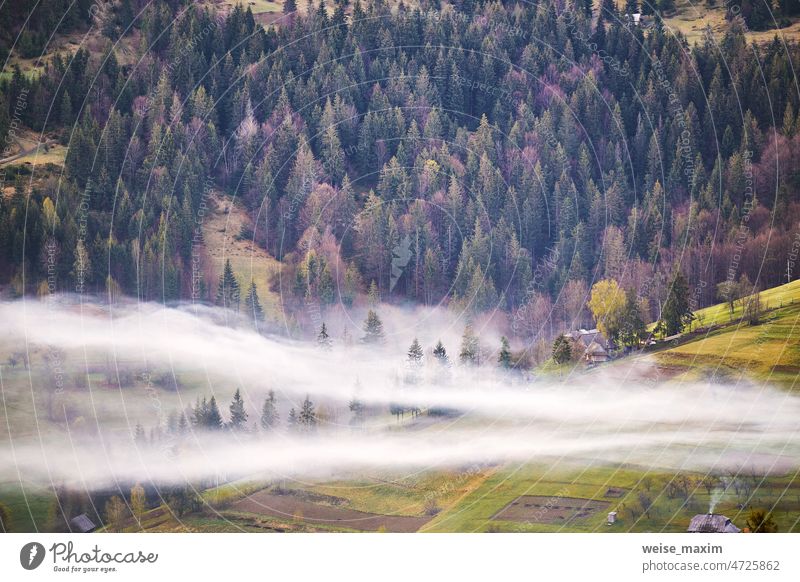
407, 337, 423, 366
317, 322, 332, 349
216, 259, 240, 311
498, 336, 512, 369
459, 324, 479, 365
260, 390, 279, 430
362, 310, 385, 344
298, 395, 317, 431
552, 335, 572, 364
433, 340, 448, 365
228, 388, 248, 431
244, 281, 264, 324
661, 272, 694, 336
206, 396, 223, 430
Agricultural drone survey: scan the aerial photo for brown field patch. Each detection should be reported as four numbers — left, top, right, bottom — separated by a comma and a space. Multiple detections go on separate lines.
492, 496, 610, 525
230, 490, 431, 532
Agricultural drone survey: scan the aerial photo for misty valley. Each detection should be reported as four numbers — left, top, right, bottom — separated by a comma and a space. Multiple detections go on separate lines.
1, 296, 798, 533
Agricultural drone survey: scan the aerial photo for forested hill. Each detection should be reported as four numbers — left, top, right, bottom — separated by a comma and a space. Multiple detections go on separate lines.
1, 0, 799, 338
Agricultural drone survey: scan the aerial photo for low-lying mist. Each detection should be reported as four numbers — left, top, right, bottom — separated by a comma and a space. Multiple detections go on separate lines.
1, 296, 799, 489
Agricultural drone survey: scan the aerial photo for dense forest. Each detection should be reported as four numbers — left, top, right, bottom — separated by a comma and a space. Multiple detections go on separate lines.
1, 0, 799, 342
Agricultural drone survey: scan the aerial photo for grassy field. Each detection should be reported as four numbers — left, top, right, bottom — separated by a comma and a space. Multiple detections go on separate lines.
423, 463, 800, 533
612, 0, 800, 45
201, 191, 283, 320
183, 462, 800, 533
0, 482, 54, 532
649, 279, 800, 387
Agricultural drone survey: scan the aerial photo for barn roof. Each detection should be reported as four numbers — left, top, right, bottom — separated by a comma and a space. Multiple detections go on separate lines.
687, 514, 740, 533
69, 513, 97, 533
585, 341, 607, 356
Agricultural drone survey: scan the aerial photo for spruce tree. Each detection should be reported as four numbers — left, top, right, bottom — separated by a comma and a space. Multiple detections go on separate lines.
177, 412, 188, 434
228, 388, 248, 431
498, 336, 512, 369
433, 340, 448, 365
317, 322, 332, 349
206, 396, 223, 430
661, 272, 694, 336
260, 390, 279, 430
459, 324, 479, 365
619, 288, 646, 348
216, 259, 241, 311
552, 335, 572, 365
287, 408, 297, 430
362, 310, 385, 344
407, 337, 423, 366
244, 281, 264, 324
298, 395, 316, 431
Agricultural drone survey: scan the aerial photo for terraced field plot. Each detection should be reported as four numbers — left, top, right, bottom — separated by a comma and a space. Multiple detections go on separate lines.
230, 489, 431, 532
492, 495, 610, 525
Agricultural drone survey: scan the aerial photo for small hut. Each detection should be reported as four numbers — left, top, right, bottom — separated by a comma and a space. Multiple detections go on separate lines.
687, 514, 740, 533
69, 513, 97, 533
585, 341, 609, 365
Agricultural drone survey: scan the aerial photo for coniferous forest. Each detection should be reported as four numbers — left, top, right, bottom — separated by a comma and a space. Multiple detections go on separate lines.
1, 0, 799, 340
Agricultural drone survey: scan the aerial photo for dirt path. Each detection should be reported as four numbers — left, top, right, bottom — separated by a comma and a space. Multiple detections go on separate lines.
230, 490, 431, 532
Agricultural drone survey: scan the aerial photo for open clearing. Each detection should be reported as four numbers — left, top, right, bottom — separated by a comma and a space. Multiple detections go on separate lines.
492, 495, 610, 525
652, 289, 800, 387
230, 489, 431, 532
201, 191, 282, 319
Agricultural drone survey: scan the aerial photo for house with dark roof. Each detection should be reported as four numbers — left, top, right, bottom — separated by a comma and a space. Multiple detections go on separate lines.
584, 341, 609, 365
69, 513, 97, 533
563, 329, 610, 364
687, 514, 740, 533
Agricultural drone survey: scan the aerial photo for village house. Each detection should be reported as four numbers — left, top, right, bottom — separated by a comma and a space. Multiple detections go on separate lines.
687, 514, 740, 533
563, 329, 610, 365
69, 513, 97, 533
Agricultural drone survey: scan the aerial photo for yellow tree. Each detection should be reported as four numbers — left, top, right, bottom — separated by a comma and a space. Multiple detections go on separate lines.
587, 279, 626, 342
131, 483, 146, 526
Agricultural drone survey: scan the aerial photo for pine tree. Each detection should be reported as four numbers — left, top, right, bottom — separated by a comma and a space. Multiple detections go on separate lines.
459, 323, 479, 365
433, 340, 448, 365
619, 288, 646, 348
552, 335, 572, 365
317, 322, 332, 349
367, 280, 380, 305
287, 408, 297, 430
228, 388, 248, 431
216, 259, 240, 311
177, 412, 188, 434
407, 337, 423, 366
661, 272, 694, 336
192, 396, 207, 426
260, 390, 279, 430
498, 336, 512, 369
244, 281, 264, 324
362, 309, 385, 344
206, 396, 223, 430
298, 395, 316, 431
